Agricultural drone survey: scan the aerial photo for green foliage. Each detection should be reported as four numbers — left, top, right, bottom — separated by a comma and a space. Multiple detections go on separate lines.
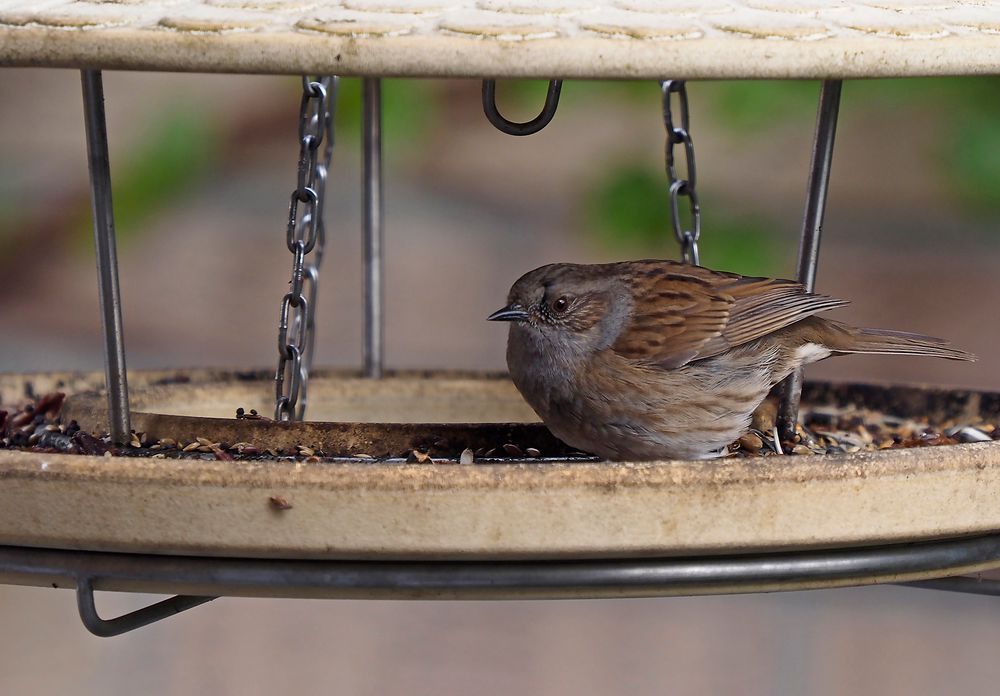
95, 109, 220, 245
949, 113, 1000, 213
699, 80, 820, 131
697, 211, 787, 278
580, 76, 1000, 265
584, 162, 785, 275
331, 78, 438, 155
586, 164, 669, 253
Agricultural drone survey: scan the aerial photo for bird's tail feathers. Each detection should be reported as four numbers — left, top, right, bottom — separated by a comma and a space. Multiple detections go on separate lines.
834, 325, 976, 362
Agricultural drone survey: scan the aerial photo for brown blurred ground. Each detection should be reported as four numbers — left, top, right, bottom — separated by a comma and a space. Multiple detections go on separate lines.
2, 69, 1000, 695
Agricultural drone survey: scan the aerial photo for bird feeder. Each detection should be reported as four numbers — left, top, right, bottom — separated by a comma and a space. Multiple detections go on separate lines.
3, 0, 1000, 637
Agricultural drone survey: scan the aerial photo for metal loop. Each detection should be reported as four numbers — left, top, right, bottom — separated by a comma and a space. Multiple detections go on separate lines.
661, 80, 690, 140
681, 231, 700, 266
666, 128, 697, 192
274, 345, 302, 421
312, 166, 328, 228
298, 82, 327, 144
288, 240, 307, 300
277, 292, 309, 357
669, 179, 701, 243
296, 146, 320, 194
274, 392, 295, 421
286, 188, 319, 253
482, 79, 563, 136
661, 79, 702, 265
301, 76, 323, 97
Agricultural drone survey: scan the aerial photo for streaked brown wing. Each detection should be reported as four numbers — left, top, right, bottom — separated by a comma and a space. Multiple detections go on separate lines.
611, 264, 734, 369
612, 261, 849, 369
703, 275, 849, 357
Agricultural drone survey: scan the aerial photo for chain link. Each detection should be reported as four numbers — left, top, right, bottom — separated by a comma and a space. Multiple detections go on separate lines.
660, 80, 701, 265
275, 76, 337, 421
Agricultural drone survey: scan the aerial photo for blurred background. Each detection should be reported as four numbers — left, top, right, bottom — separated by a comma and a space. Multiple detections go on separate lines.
2, 69, 1000, 693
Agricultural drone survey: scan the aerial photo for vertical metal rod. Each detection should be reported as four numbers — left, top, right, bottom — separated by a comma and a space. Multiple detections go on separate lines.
81, 70, 131, 444
777, 80, 843, 443
362, 77, 384, 378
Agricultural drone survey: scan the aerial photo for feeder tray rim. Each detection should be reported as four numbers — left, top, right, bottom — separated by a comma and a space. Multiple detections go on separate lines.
2, 0, 1000, 79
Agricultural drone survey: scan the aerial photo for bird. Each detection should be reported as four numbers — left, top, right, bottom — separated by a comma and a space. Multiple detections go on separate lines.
487, 260, 975, 461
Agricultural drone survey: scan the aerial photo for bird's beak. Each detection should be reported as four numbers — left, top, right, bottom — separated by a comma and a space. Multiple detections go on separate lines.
487, 304, 529, 322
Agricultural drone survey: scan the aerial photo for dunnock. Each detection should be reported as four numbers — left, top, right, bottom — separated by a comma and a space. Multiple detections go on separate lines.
488, 260, 974, 461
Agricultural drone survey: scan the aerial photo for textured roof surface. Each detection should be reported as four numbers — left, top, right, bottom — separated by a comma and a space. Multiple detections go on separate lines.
1, 0, 999, 78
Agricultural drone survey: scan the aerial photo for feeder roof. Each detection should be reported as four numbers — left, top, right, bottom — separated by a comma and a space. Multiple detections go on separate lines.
0, 1, 999, 79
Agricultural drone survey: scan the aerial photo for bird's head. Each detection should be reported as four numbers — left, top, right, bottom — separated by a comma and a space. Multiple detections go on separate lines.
488, 263, 628, 350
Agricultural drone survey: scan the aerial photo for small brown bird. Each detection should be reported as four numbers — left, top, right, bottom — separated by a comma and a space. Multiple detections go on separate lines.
488, 260, 974, 461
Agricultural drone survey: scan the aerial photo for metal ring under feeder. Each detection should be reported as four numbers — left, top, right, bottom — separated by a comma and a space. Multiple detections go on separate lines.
3, 0, 1000, 637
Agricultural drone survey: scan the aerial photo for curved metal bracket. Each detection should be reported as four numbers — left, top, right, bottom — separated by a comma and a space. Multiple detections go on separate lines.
482, 79, 563, 136
76, 577, 216, 637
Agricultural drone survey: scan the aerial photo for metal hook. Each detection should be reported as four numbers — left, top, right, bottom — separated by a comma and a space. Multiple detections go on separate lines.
482, 80, 563, 136
76, 577, 216, 637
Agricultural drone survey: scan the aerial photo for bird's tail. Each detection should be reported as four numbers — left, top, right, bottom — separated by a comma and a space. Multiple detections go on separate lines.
828, 322, 976, 362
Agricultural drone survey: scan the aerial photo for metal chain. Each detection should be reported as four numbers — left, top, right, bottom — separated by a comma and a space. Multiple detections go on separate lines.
275, 76, 338, 421
661, 80, 701, 265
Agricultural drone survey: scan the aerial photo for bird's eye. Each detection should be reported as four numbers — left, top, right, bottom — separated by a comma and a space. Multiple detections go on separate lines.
552, 296, 570, 314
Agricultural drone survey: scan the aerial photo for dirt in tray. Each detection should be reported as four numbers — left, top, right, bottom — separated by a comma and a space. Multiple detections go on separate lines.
1, 392, 998, 464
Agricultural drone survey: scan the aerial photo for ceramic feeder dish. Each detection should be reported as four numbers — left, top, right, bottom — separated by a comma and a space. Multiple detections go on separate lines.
2, 0, 1000, 638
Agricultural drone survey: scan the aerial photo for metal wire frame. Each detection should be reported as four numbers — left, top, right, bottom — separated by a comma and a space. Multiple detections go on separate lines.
81, 70, 131, 445
777, 80, 844, 440
363, 77, 384, 378
5, 534, 1000, 637
64, 73, 993, 641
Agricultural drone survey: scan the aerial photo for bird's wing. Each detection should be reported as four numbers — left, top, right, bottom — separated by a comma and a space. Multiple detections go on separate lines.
611, 262, 848, 369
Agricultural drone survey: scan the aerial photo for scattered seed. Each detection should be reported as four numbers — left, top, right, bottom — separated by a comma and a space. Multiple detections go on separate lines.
791, 445, 814, 455
35, 392, 65, 417
525, 447, 541, 457
738, 433, 763, 453
182, 442, 200, 452
11, 410, 34, 428
72, 431, 109, 456
503, 443, 524, 457
751, 400, 777, 433
408, 450, 432, 463
269, 495, 293, 511
297, 445, 315, 457
952, 427, 992, 443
